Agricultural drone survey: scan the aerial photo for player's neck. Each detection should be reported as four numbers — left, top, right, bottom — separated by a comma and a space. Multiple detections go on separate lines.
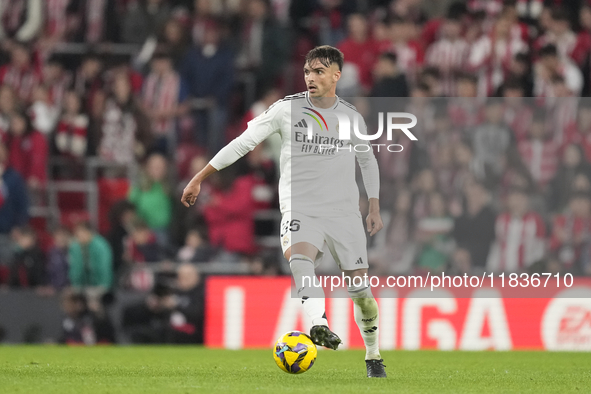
308, 94, 337, 109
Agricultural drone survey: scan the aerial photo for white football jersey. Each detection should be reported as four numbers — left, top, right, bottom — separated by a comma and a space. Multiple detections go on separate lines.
209, 91, 379, 217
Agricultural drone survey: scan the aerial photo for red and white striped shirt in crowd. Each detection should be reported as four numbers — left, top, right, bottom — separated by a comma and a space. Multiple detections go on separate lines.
0, 64, 41, 104
86, 0, 106, 44
504, 102, 533, 142
425, 38, 469, 96
44, 0, 69, 39
548, 96, 579, 146
469, 33, 528, 97
44, 71, 72, 108
488, 211, 546, 272
518, 138, 559, 188
142, 72, 181, 136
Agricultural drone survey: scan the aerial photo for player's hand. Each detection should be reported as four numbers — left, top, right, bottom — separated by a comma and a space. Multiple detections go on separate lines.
181, 181, 201, 207
366, 211, 384, 236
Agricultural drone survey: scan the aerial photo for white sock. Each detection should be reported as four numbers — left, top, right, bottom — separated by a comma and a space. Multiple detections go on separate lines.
290, 254, 328, 327
348, 284, 380, 360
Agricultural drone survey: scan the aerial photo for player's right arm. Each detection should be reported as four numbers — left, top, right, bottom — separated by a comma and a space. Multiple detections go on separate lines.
181, 100, 285, 207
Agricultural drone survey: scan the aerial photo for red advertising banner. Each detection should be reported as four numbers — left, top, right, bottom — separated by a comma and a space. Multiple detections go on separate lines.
205, 276, 591, 351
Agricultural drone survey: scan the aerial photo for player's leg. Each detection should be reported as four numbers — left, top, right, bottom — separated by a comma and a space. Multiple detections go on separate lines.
325, 214, 385, 376
284, 242, 326, 326
344, 268, 386, 377
284, 242, 341, 350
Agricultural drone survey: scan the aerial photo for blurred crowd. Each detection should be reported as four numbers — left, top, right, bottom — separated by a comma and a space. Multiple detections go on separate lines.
1, 0, 591, 332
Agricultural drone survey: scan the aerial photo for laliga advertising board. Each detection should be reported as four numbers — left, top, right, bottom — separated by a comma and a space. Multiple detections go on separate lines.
204, 277, 591, 351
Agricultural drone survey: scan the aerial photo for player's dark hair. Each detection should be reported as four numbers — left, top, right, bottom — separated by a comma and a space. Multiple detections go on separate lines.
305, 45, 344, 71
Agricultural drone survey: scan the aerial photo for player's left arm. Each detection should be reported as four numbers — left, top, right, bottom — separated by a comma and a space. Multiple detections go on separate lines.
353, 115, 383, 236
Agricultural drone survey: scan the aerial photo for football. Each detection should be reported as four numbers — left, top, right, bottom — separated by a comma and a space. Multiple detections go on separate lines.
273, 331, 318, 374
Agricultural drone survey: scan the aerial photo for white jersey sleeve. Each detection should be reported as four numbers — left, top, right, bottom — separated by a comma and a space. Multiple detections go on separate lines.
209, 100, 285, 170
352, 115, 380, 200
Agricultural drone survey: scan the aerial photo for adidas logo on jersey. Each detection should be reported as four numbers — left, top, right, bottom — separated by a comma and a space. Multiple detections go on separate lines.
294, 119, 308, 128
355, 257, 364, 265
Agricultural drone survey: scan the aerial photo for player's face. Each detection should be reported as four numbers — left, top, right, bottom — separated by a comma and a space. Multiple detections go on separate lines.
304, 59, 340, 98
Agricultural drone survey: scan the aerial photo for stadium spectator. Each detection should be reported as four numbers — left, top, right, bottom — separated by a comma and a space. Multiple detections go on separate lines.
122, 0, 172, 45
0, 0, 43, 43
190, 0, 220, 46
505, 52, 533, 97
46, 226, 71, 290
487, 187, 546, 273
411, 168, 438, 223
0, 42, 41, 104
38, 0, 72, 51
98, 72, 152, 164
415, 192, 454, 273
29, 85, 59, 135
369, 52, 409, 97
235, 0, 290, 92
54, 90, 88, 159
59, 289, 116, 345
534, 44, 583, 97
202, 167, 257, 256
550, 192, 591, 274
8, 226, 45, 288
0, 140, 28, 265
471, 98, 513, 180
425, 14, 469, 96
534, 7, 589, 66
518, 110, 559, 189
142, 50, 189, 152
0, 85, 17, 137
383, 17, 424, 83
122, 263, 204, 344
68, 221, 113, 290
106, 200, 137, 275
68, 0, 121, 44
564, 101, 591, 163
468, 16, 528, 97
452, 181, 497, 271
180, 21, 234, 152
448, 73, 484, 129
369, 189, 415, 275
337, 13, 380, 91
125, 219, 165, 263
547, 143, 591, 212
166, 263, 204, 343
41, 56, 71, 108
502, 79, 533, 142
128, 153, 172, 242
73, 52, 105, 113
177, 228, 213, 263
6, 111, 48, 189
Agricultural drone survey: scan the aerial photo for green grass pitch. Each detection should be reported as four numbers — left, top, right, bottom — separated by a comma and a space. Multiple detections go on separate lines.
1, 347, 590, 393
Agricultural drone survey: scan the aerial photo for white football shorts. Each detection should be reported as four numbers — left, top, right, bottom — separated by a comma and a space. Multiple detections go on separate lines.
280, 211, 369, 270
